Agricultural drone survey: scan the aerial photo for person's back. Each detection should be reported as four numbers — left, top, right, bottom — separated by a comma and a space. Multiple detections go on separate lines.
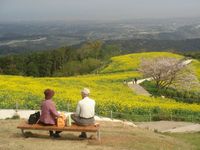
40, 99, 58, 125
77, 97, 95, 119
39, 89, 61, 138
71, 88, 96, 138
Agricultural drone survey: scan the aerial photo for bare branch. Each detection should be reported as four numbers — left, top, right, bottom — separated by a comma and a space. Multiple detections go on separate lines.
139, 57, 199, 91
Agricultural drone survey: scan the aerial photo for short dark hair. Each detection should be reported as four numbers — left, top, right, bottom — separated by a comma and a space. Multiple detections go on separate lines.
44, 89, 55, 100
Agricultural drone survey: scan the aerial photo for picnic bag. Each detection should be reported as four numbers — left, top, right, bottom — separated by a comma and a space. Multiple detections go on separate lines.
57, 112, 66, 127
28, 111, 40, 124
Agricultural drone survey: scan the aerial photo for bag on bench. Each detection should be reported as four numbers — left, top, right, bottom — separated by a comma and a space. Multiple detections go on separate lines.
57, 112, 66, 127
28, 111, 40, 124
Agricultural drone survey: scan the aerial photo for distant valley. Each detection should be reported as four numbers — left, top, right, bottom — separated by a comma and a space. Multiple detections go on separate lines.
0, 17, 200, 55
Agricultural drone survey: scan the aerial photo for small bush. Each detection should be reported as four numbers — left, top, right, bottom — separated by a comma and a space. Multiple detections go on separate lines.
6, 113, 20, 120
141, 81, 200, 104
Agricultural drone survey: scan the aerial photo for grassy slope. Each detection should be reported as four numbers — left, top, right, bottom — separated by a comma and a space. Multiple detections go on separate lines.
166, 132, 200, 150
0, 52, 200, 116
1, 119, 199, 150
192, 60, 200, 80
100, 52, 183, 73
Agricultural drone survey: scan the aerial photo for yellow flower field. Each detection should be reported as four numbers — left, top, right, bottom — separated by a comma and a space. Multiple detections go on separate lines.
100, 52, 183, 73
0, 73, 199, 113
0, 52, 199, 121
192, 60, 200, 80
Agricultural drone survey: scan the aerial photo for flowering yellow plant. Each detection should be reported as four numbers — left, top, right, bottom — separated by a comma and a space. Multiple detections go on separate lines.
0, 52, 199, 116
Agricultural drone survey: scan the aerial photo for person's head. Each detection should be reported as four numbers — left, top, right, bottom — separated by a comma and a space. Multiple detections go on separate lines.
81, 88, 90, 98
44, 89, 55, 100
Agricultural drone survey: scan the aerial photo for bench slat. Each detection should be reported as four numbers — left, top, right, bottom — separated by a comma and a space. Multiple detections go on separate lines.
17, 122, 100, 132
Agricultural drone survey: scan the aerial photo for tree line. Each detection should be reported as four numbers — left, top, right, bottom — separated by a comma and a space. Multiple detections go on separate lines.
106, 38, 200, 53
0, 41, 121, 77
0, 38, 200, 77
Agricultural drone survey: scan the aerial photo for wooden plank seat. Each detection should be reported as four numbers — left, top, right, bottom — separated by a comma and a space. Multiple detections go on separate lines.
17, 121, 100, 140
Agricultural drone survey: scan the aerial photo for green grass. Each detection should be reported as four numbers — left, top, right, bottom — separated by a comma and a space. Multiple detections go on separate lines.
192, 60, 200, 80
141, 80, 200, 104
165, 132, 200, 150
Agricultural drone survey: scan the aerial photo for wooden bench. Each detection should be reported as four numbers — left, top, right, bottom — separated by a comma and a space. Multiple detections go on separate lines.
17, 122, 100, 140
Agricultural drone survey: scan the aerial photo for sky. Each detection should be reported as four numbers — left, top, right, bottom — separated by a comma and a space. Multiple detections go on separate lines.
0, 0, 200, 22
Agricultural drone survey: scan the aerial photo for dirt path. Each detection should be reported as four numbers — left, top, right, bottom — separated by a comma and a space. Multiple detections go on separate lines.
128, 83, 151, 96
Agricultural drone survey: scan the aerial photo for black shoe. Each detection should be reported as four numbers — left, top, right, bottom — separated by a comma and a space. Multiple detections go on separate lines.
49, 131, 54, 137
53, 133, 61, 138
79, 133, 87, 139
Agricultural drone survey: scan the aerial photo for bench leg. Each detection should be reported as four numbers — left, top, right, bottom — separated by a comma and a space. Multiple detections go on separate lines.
97, 130, 100, 141
21, 129, 25, 136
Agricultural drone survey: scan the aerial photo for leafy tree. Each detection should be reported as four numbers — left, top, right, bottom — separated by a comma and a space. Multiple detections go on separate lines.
76, 40, 103, 61
88, 40, 103, 59
0, 55, 19, 74
37, 52, 53, 77
26, 62, 39, 76
0, 40, 115, 77
100, 44, 121, 59
51, 48, 66, 74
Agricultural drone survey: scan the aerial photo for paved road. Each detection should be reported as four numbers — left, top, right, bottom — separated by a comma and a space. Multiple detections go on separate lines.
1, 109, 199, 133
0, 109, 137, 127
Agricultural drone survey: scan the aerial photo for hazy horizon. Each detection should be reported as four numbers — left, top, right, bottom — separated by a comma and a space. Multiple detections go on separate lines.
0, 0, 200, 22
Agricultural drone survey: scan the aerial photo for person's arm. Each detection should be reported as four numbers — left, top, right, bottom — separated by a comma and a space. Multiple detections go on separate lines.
49, 102, 60, 118
76, 102, 80, 115
40, 100, 43, 110
93, 101, 96, 116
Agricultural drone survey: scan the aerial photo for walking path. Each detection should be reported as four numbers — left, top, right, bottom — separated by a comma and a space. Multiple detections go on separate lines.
128, 83, 151, 96
0, 109, 137, 127
1, 109, 200, 133
136, 121, 200, 133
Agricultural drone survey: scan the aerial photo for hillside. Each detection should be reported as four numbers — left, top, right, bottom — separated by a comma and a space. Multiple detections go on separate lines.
1, 120, 200, 150
1, 21, 200, 55
192, 60, 200, 80
0, 52, 200, 121
100, 52, 183, 73
105, 38, 200, 53
1, 40, 200, 78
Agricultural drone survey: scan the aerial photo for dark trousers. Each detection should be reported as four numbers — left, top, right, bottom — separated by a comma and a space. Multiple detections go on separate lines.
39, 121, 62, 136
71, 114, 95, 126
71, 114, 95, 136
